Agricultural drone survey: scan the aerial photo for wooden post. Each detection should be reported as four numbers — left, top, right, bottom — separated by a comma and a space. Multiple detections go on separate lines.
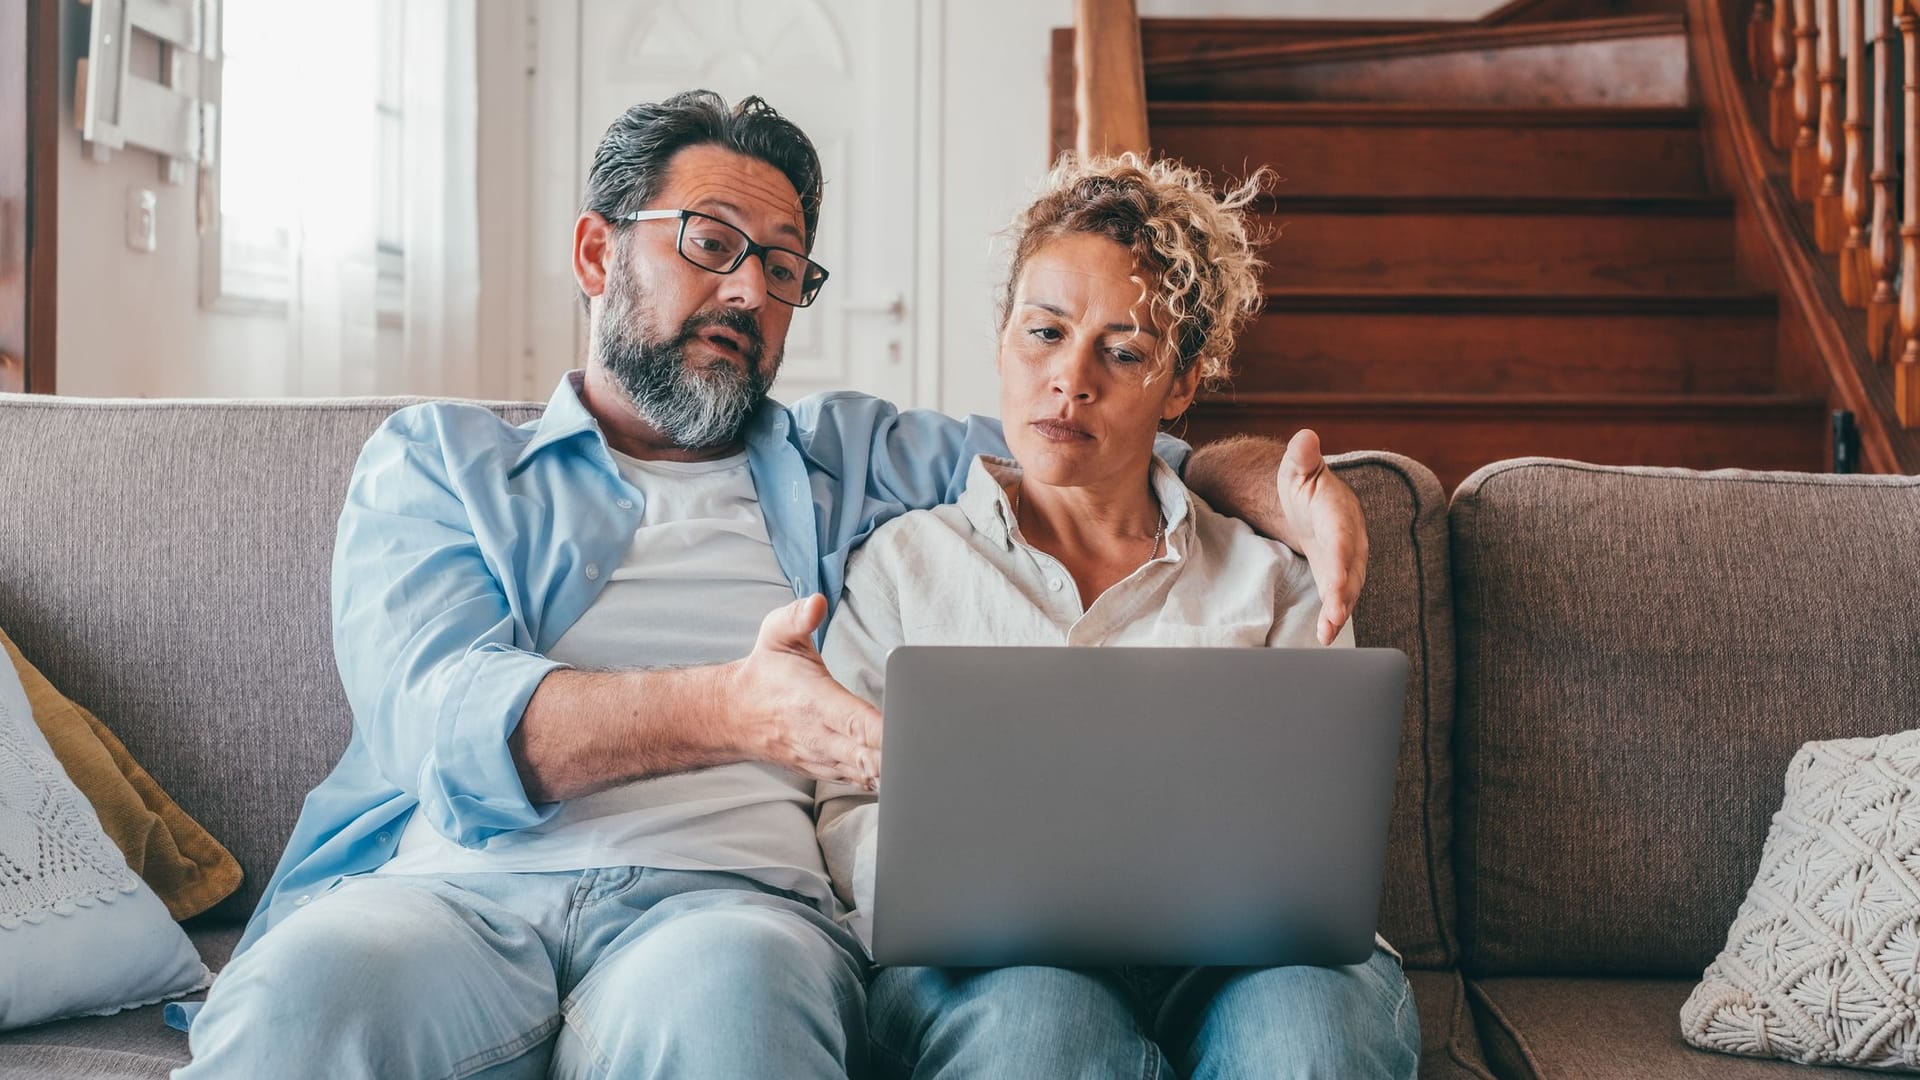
1815, 0, 1847, 245
1897, 7, 1920, 424
1754, 0, 1779, 80
1073, 0, 1149, 160
1841, 0, 1873, 297
1870, 0, 1902, 358
1793, 0, 1822, 197
1773, 0, 1799, 149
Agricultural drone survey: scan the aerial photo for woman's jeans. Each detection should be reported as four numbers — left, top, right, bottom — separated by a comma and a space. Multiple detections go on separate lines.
868, 947, 1420, 1080
173, 867, 868, 1080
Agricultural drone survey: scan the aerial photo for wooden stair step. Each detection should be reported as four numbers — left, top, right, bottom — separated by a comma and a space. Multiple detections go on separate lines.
1184, 393, 1830, 493
1234, 291, 1776, 396
1136, 17, 1461, 65
1258, 195, 1736, 293
1150, 104, 1708, 199
1147, 15, 1688, 108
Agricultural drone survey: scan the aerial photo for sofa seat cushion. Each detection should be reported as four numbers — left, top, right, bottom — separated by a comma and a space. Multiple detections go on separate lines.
1409, 968, 1497, 1079
1469, 976, 1869, 1079
0, 922, 238, 1078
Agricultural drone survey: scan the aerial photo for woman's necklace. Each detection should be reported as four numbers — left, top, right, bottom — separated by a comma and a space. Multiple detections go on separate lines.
1012, 483, 1166, 563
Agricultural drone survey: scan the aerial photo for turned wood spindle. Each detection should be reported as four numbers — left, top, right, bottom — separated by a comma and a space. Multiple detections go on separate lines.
1870, 0, 1901, 359
1895, 8, 1920, 425
1814, 0, 1847, 243
1774, 0, 1800, 149
1840, 0, 1873, 293
1754, 0, 1778, 79
1793, 0, 1822, 197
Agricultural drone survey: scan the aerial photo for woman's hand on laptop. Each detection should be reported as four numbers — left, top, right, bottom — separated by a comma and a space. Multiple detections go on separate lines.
727, 594, 882, 790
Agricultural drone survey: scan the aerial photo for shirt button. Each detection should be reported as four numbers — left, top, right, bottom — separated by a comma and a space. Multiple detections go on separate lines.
585, 564, 600, 581
615, 498, 633, 510
1048, 579, 1064, 592
375, 831, 391, 844
295, 894, 312, 906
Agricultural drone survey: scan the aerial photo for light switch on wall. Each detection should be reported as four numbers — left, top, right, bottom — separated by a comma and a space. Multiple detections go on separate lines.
126, 188, 157, 253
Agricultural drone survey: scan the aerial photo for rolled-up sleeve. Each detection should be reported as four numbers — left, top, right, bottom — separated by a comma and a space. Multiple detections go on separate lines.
332, 409, 565, 847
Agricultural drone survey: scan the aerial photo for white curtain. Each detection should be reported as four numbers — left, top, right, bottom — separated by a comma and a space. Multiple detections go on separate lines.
275, 0, 478, 397
401, 0, 480, 398
281, 4, 379, 396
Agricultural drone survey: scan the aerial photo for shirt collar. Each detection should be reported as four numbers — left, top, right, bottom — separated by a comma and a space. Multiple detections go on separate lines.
958, 453, 1195, 556
511, 369, 793, 477
511, 370, 608, 475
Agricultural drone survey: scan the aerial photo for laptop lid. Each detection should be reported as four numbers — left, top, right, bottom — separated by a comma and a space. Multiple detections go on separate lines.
871, 645, 1407, 969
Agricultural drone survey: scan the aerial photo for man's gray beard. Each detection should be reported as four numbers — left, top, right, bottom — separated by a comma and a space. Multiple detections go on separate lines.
596, 276, 774, 450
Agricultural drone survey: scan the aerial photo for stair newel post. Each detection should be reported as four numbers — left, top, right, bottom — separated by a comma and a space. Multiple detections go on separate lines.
1897, 2, 1920, 424
1794, 0, 1823, 196
1775, 0, 1801, 148
1074, 0, 1150, 160
1816, 0, 1847, 245
1842, 0, 1874, 294
1870, 0, 1903, 357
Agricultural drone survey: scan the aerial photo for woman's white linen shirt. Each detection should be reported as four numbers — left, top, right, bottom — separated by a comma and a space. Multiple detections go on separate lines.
816, 453, 1368, 955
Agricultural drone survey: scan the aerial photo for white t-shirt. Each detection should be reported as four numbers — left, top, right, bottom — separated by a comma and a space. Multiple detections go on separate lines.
379, 449, 836, 910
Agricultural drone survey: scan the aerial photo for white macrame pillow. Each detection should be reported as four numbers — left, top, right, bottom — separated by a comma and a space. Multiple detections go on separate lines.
1682, 730, 1920, 1069
0, 651, 209, 1030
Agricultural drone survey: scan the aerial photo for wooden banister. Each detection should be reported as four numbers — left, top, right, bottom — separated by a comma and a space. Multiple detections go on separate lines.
1074, 0, 1149, 159
1840, 0, 1872, 298
1694, 0, 1920, 465
1813, 0, 1844, 243
1898, 5, 1920, 423
1771, 0, 1797, 148
1792, 0, 1820, 197
1869, 0, 1901, 358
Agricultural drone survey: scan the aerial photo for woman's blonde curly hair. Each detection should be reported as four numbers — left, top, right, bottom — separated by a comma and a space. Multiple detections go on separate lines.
1000, 152, 1271, 387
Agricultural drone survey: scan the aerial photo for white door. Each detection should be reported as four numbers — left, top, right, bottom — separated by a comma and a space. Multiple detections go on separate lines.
530, 0, 919, 407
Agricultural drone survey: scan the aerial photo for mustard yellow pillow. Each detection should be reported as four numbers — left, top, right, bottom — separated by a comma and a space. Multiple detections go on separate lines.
0, 627, 242, 920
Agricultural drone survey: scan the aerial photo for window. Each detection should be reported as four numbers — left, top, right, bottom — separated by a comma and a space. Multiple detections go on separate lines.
209, 0, 403, 317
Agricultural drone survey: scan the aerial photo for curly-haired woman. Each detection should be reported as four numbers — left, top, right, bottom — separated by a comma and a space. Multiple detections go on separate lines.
814, 154, 1419, 1079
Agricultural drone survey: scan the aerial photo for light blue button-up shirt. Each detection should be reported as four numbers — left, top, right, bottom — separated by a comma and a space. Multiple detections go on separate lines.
212, 371, 1188, 975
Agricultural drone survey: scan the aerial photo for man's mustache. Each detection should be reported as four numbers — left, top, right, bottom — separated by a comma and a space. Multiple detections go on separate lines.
675, 308, 765, 366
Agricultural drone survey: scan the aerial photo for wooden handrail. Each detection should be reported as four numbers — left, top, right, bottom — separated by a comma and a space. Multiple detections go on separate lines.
1073, 0, 1149, 159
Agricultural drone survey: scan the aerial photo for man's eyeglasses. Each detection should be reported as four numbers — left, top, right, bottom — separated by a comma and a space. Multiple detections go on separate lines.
618, 209, 830, 308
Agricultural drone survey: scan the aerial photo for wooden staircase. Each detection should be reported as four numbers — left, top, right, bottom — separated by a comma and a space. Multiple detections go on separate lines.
1055, 10, 1835, 493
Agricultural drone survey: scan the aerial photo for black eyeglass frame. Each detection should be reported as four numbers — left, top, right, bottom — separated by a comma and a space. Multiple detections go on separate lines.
617, 208, 830, 308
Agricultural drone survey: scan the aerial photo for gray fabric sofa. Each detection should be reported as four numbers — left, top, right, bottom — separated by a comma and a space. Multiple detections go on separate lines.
0, 391, 1915, 1079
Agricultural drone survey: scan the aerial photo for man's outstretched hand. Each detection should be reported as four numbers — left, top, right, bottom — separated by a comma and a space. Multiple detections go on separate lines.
729, 595, 882, 790
1277, 430, 1368, 646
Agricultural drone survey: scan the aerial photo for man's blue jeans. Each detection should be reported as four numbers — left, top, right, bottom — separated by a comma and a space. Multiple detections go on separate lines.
173, 867, 867, 1080
868, 947, 1419, 1079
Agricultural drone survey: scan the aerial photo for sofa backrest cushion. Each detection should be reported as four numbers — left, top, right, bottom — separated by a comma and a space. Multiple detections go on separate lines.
1329, 451, 1459, 969
0, 397, 1461, 954
1451, 458, 1920, 976
0, 395, 541, 921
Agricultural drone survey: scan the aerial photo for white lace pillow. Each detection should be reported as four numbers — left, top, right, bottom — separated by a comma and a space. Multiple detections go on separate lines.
0, 648, 209, 1030
1682, 730, 1920, 1068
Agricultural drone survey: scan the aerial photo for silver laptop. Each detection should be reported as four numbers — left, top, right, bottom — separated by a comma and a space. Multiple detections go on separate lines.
870, 645, 1407, 969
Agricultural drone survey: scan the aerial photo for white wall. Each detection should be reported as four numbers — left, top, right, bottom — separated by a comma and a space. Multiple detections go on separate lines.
54, 6, 292, 398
